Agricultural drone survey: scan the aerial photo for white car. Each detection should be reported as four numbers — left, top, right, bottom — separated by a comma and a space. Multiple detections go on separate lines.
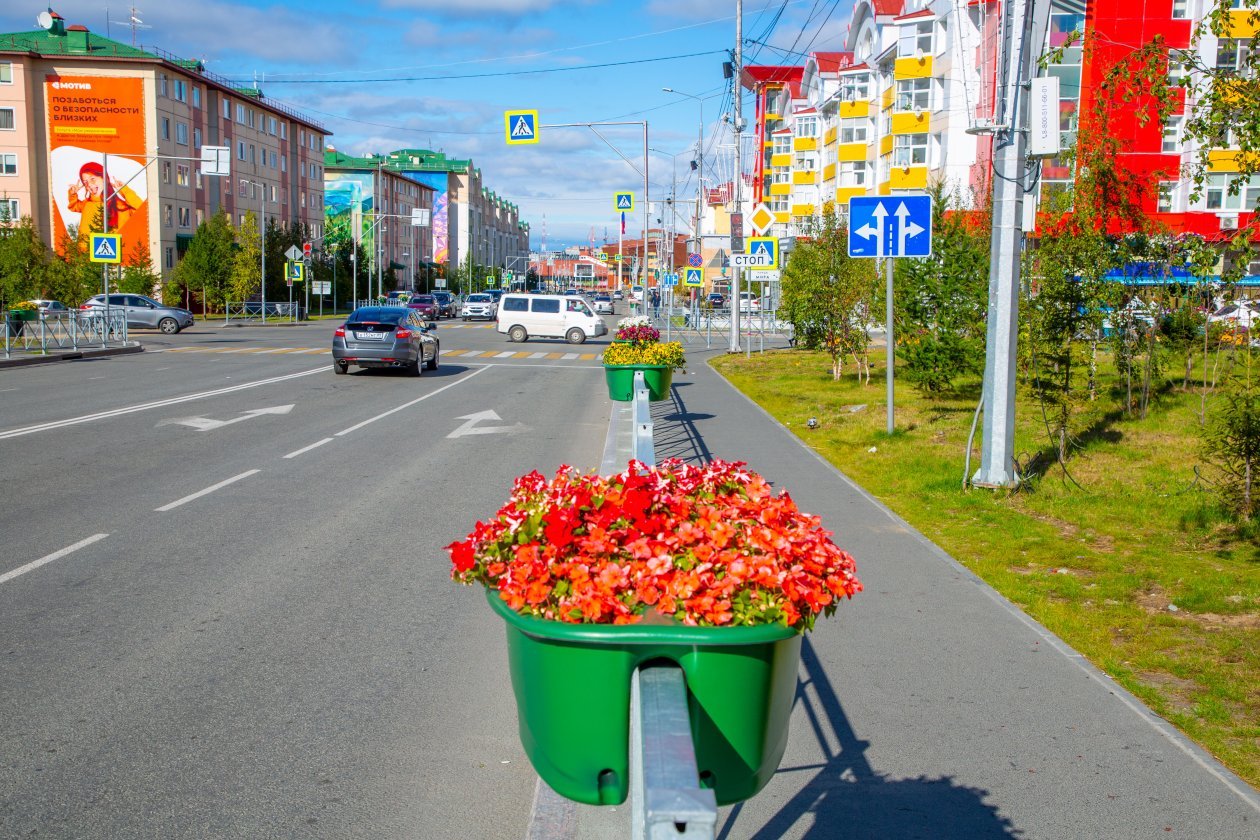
593, 294, 614, 315
461, 293, 498, 321
737, 292, 761, 312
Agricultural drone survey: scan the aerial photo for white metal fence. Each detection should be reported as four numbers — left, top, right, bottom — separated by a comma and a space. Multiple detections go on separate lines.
224, 301, 304, 323
3, 311, 128, 358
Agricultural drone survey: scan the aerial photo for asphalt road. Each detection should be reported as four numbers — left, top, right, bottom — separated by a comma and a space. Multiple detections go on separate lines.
0, 315, 613, 838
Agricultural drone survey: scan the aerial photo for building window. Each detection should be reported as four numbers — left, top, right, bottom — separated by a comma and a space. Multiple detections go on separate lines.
195, 171, 202, 189
839, 118, 868, 144
893, 133, 929, 166
898, 20, 933, 58
279, 123, 286, 140
268, 117, 277, 135
176, 164, 190, 186
178, 206, 191, 227
1162, 117, 1182, 153
238, 141, 246, 160
1172, 0, 1189, 17
165, 247, 174, 269
0, 61, 11, 84
192, 86, 201, 108
270, 185, 277, 201
280, 154, 287, 172
222, 98, 230, 118
1, 198, 18, 219
0, 107, 13, 130
158, 73, 168, 97
250, 143, 256, 164
238, 181, 247, 197
193, 127, 202, 148
772, 134, 791, 155
161, 117, 170, 140
176, 122, 188, 145
164, 204, 173, 227
236, 104, 246, 123
794, 155, 816, 171
896, 77, 932, 111
1217, 39, 1252, 76
196, 208, 204, 226
162, 161, 171, 184
839, 72, 870, 102
248, 109, 255, 128
1158, 182, 1176, 212
269, 151, 277, 168
173, 79, 187, 102
795, 116, 818, 137
839, 161, 868, 187
1206, 173, 1260, 211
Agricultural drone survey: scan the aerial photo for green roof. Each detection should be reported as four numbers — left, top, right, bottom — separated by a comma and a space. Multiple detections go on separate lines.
0, 27, 152, 59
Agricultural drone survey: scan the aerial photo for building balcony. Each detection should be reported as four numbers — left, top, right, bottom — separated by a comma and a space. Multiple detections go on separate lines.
888, 165, 928, 190
894, 55, 933, 80
891, 111, 930, 134
793, 137, 818, 152
835, 186, 867, 205
838, 142, 868, 162
792, 170, 817, 185
839, 101, 870, 119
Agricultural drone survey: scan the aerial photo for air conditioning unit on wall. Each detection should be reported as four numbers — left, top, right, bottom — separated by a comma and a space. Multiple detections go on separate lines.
1220, 215, 1239, 231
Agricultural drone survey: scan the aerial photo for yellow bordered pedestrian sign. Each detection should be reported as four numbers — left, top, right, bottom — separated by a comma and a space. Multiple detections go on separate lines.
614, 192, 634, 212
287, 261, 305, 282
89, 233, 122, 264
747, 236, 779, 270
684, 267, 703, 287
505, 110, 539, 145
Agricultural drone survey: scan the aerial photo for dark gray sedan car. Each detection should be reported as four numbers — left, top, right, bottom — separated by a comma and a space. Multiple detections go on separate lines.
332, 306, 438, 376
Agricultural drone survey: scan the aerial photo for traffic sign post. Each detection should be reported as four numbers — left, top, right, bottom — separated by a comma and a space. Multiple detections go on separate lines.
614, 192, 635, 212
505, 110, 539, 145
683, 268, 703, 287
746, 237, 779, 270
847, 194, 934, 436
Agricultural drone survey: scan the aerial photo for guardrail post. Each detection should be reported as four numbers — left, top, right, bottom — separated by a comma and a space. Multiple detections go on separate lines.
630, 665, 718, 840
631, 370, 655, 465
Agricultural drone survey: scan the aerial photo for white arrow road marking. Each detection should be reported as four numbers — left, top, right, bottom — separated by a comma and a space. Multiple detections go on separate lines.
447, 409, 528, 438
157, 404, 294, 431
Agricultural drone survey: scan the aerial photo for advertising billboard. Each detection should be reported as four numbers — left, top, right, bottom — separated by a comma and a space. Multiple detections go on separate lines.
45, 75, 149, 263
407, 171, 449, 267
324, 172, 375, 259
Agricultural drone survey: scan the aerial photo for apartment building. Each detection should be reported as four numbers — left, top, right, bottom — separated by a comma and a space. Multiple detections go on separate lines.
323, 150, 435, 291
382, 149, 530, 280
0, 11, 329, 282
742, 0, 1256, 254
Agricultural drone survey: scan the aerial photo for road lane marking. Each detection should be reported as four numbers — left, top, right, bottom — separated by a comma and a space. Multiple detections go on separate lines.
155, 470, 261, 512
0, 533, 110, 586
284, 437, 334, 458
443, 349, 468, 356
579, 354, 596, 360
494, 351, 517, 358
528, 352, 548, 359
335, 367, 488, 437
562, 353, 579, 360
545, 353, 564, 360
0, 367, 325, 441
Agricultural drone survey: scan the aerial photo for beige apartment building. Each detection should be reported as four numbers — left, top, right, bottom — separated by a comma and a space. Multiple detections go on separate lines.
0, 11, 328, 283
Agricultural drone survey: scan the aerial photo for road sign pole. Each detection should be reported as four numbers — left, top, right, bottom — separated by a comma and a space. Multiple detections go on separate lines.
886, 255, 895, 435
101, 152, 111, 347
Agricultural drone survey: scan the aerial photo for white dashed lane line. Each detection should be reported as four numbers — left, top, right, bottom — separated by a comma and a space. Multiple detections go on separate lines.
0, 534, 110, 586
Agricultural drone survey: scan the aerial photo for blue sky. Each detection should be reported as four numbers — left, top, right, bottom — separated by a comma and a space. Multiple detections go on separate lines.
3, 1, 851, 249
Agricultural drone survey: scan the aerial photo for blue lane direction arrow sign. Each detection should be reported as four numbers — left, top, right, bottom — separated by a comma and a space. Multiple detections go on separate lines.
504, 110, 539, 145
848, 195, 932, 258
89, 233, 122, 264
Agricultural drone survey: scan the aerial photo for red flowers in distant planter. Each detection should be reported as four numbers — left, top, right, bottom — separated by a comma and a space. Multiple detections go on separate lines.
449, 459, 862, 630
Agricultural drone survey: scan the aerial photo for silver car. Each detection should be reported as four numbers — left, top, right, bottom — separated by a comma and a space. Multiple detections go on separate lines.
333, 306, 439, 376
461, 293, 497, 321
81, 294, 194, 334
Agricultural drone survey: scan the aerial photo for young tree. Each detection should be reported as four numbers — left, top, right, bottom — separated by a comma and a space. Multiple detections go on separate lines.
0, 215, 50, 308
170, 210, 235, 311
229, 210, 262, 303
893, 188, 990, 394
118, 240, 161, 297
779, 204, 879, 381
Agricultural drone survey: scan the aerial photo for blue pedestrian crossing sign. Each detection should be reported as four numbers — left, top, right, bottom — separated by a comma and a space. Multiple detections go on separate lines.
89, 233, 121, 264
747, 237, 779, 270
504, 110, 539, 145
684, 267, 703, 287
286, 261, 305, 283
848, 195, 932, 258
614, 192, 634, 212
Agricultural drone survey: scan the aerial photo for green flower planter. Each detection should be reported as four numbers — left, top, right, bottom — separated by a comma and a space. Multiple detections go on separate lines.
604, 364, 673, 402
487, 590, 801, 806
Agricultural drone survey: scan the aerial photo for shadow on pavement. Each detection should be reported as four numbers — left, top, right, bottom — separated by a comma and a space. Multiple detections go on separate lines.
651, 383, 715, 464
720, 638, 1021, 840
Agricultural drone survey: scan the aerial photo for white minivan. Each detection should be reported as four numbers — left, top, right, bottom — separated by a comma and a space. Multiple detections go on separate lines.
497, 293, 608, 344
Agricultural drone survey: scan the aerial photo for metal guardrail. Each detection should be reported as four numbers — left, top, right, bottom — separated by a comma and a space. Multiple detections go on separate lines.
224, 301, 303, 323
631, 370, 655, 465
3, 312, 127, 358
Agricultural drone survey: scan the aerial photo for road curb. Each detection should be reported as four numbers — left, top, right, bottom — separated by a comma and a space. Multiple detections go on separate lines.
0, 343, 144, 369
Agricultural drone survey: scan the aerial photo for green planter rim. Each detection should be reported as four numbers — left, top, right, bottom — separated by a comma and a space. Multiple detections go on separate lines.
485, 589, 798, 645
601, 363, 673, 371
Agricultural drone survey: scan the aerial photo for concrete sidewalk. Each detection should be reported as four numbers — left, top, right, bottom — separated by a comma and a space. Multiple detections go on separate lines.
532, 345, 1259, 839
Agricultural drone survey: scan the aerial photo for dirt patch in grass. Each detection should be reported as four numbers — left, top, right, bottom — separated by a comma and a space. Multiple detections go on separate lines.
1136, 671, 1200, 716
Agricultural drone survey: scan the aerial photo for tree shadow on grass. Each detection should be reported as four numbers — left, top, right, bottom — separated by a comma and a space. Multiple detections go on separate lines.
719, 638, 1022, 840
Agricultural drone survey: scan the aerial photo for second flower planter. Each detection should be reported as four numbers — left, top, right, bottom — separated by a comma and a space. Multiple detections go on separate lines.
603, 363, 673, 402
487, 591, 801, 807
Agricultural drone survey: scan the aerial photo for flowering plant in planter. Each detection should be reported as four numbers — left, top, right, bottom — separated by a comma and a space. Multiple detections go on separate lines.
449, 458, 862, 631
614, 315, 660, 344
602, 340, 686, 371
11, 300, 38, 312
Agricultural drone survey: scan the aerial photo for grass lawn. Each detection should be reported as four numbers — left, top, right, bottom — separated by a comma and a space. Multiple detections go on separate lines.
711, 347, 1260, 788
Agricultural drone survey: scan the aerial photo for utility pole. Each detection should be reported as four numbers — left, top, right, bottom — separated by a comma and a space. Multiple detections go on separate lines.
729, 0, 743, 353
974, 0, 1052, 488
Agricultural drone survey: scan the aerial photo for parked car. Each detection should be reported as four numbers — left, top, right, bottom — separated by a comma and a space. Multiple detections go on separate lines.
81, 294, 194, 334
483, 289, 506, 303
736, 292, 761, 312
407, 293, 439, 320
332, 306, 439, 376
612, 289, 624, 301
432, 291, 457, 318
593, 293, 614, 315
707, 292, 725, 308
461, 293, 498, 321
26, 299, 71, 317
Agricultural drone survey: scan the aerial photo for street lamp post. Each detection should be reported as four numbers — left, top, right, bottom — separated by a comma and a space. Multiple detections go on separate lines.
240, 178, 267, 322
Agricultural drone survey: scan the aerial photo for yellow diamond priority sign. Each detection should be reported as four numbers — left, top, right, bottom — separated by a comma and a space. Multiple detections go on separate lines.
749, 203, 775, 235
